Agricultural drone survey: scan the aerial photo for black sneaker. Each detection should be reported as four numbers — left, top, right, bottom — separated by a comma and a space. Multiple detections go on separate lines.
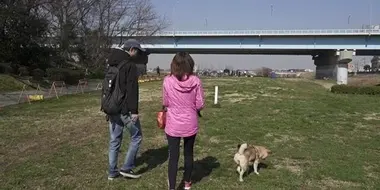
120, 169, 141, 179
108, 173, 121, 181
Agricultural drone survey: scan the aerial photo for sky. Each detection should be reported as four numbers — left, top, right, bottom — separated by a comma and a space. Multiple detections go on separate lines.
147, 0, 379, 70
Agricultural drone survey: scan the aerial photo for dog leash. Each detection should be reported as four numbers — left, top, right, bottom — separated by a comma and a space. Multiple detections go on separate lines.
236, 136, 245, 143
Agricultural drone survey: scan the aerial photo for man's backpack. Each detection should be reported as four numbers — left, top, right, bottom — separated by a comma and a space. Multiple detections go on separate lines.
100, 61, 126, 115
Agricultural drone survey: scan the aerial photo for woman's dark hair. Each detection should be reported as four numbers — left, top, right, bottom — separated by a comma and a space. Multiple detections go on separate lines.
170, 52, 194, 81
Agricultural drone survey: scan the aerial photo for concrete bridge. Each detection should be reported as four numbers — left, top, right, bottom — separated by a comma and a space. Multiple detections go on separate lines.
120, 29, 380, 55
114, 28, 379, 85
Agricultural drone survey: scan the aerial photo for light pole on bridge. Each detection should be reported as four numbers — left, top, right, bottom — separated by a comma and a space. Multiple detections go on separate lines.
369, 0, 373, 27
172, 0, 180, 33
270, 4, 274, 16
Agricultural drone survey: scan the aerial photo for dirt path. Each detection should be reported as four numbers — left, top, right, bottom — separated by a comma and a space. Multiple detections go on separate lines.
282, 78, 335, 90
312, 80, 335, 90
0, 82, 101, 107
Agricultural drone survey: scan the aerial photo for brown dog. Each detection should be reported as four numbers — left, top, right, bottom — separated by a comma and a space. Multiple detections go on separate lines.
233, 143, 271, 182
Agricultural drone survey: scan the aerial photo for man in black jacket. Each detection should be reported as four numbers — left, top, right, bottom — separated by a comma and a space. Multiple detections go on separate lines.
107, 39, 145, 180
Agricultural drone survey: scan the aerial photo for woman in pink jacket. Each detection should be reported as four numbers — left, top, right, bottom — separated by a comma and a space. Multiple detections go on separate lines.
162, 52, 205, 190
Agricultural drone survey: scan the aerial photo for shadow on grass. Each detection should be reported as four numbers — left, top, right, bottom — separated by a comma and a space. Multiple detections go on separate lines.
247, 162, 269, 175
135, 146, 168, 174
192, 156, 220, 184
178, 156, 220, 188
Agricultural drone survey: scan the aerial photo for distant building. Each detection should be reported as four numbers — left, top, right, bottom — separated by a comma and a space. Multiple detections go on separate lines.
362, 24, 380, 29
304, 69, 314, 72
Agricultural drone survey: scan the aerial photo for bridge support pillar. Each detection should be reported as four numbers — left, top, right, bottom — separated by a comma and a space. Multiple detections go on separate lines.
313, 51, 337, 79
313, 50, 354, 84
337, 50, 354, 85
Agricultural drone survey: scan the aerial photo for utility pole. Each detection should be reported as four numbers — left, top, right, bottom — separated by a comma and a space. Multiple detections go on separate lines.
172, 0, 180, 32
370, 0, 372, 26
270, 5, 273, 16
354, 60, 358, 75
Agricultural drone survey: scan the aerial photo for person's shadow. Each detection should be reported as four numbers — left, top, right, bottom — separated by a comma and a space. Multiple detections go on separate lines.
177, 156, 220, 189
135, 146, 168, 174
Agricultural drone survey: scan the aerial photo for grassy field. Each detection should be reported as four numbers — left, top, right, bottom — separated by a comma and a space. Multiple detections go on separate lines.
1, 77, 380, 190
0, 74, 31, 93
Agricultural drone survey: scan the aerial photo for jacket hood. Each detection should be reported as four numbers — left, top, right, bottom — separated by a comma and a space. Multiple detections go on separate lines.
171, 75, 199, 93
107, 48, 130, 66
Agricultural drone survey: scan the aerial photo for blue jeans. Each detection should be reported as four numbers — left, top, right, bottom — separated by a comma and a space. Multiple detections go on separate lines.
108, 114, 142, 177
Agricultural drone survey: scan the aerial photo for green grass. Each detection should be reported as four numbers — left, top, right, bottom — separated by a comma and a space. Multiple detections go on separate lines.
0, 74, 31, 93
1, 77, 380, 190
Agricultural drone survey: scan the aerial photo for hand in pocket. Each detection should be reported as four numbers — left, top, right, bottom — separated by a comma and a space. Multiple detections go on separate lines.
120, 114, 132, 125
131, 114, 139, 122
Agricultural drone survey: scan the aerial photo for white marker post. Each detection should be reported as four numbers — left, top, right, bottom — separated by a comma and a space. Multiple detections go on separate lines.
214, 86, 219, 105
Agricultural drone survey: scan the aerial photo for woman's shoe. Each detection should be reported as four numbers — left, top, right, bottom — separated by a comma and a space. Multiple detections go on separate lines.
184, 181, 192, 190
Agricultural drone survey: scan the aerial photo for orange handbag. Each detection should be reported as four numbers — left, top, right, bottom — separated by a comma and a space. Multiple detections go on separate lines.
156, 109, 166, 129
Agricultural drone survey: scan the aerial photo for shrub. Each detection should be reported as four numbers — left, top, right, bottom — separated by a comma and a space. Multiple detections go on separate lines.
88, 68, 105, 79
46, 68, 64, 82
331, 85, 380, 95
46, 68, 84, 85
65, 70, 84, 85
0, 63, 12, 74
254, 67, 273, 77
18, 66, 29, 76
32, 68, 45, 81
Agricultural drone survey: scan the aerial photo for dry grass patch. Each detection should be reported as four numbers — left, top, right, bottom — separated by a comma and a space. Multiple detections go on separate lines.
208, 136, 220, 144
363, 113, 380, 121
146, 133, 167, 146
266, 86, 287, 91
265, 133, 305, 144
203, 78, 240, 82
363, 164, 380, 180
350, 123, 378, 138
259, 93, 278, 98
283, 78, 335, 90
320, 178, 361, 189
303, 178, 361, 190
139, 88, 161, 102
3, 107, 105, 169
348, 74, 380, 87
222, 92, 257, 103
273, 158, 308, 175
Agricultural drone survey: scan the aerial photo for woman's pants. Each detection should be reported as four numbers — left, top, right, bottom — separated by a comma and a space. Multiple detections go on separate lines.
166, 134, 196, 189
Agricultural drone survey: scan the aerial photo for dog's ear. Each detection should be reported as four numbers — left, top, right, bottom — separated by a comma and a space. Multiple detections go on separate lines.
237, 144, 241, 149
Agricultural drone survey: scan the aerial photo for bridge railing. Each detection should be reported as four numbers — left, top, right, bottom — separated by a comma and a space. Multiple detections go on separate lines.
122, 29, 380, 37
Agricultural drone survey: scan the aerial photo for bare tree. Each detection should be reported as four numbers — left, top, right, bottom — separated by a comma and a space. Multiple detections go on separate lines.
42, 0, 97, 61
41, 0, 167, 69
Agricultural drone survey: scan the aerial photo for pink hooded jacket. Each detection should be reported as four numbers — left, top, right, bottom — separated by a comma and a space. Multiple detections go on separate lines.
162, 75, 205, 137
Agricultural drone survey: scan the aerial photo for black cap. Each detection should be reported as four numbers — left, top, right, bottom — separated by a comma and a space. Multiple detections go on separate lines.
122, 39, 146, 52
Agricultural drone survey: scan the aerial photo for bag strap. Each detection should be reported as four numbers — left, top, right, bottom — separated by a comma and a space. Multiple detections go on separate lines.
116, 60, 127, 70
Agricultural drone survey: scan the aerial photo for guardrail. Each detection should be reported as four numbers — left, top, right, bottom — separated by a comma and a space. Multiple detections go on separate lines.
117, 29, 380, 37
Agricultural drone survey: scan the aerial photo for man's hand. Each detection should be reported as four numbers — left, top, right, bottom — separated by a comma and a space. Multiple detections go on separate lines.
131, 114, 139, 122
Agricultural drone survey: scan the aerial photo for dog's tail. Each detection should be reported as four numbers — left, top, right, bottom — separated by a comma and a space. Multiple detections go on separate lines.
237, 143, 248, 154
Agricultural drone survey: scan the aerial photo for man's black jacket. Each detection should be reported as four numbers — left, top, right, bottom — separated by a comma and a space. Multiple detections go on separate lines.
107, 48, 139, 115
